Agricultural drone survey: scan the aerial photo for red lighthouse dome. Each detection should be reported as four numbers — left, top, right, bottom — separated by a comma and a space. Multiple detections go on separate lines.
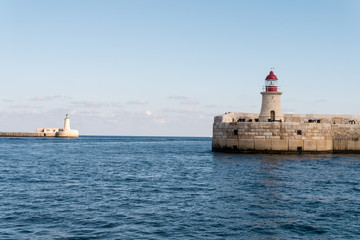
265, 71, 278, 80
265, 71, 278, 92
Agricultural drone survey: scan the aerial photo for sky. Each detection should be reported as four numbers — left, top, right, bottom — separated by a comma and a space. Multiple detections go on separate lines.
0, 0, 359, 136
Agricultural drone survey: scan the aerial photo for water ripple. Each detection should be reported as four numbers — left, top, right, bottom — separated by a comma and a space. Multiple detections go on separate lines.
0, 136, 360, 239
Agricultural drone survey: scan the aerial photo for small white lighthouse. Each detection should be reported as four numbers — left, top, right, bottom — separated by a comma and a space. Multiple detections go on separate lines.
35, 113, 79, 138
259, 71, 284, 122
64, 113, 71, 131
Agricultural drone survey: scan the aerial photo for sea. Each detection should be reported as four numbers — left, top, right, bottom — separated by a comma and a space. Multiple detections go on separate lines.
0, 136, 360, 239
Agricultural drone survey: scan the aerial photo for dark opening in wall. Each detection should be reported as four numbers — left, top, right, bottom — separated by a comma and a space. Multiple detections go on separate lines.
238, 118, 245, 122
270, 111, 275, 121
255, 119, 259, 122
317, 120, 321, 123
268, 119, 282, 123
297, 130, 302, 135
308, 119, 314, 123
248, 119, 253, 122
234, 130, 238, 135
297, 146, 302, 152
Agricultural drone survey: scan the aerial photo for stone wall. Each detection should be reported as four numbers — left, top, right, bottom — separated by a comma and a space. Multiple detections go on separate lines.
56, 129, 79, 138
36, 128, 60, 133
332, 124, 360, 151
0, 132, 45, 137
0, 131, 79, 138
212, 113, 360, 153
214, 112, 260, 123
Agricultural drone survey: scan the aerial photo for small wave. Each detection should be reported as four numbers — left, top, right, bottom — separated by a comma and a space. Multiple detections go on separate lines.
281, 223, 327, 235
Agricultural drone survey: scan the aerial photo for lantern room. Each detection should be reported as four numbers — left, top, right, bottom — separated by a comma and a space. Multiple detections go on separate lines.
265, 71, 278, 92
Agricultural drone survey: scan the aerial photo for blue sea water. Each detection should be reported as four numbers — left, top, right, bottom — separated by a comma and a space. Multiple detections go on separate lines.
1, 136, 360, 239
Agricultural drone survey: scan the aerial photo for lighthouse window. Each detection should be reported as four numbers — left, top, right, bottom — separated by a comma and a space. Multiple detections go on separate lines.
297, 130, 302, 135
234, 130, 238, 135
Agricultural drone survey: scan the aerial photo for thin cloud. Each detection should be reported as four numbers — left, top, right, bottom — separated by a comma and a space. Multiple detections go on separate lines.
71, 100, 109, 107
163, 107, 202, 114
153, 118, 166, 124
127, 100, 148, 105
205, 104, 217, 108
10, 104, 31, 108
78, 110, 100, 115
31, 95, 63, 101
110, 101, 122, 107
180, 100, 199, 105
106, 119, 119, 124
168, 95, 188, 100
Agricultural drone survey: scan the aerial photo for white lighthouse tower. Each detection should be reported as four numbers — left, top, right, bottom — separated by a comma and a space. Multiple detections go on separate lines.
259, 71, 284, 122
64, 113, 71, 131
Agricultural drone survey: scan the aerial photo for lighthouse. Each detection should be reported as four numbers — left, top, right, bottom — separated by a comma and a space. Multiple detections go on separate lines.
259, 71, 284, 122
64, 113, 71, 131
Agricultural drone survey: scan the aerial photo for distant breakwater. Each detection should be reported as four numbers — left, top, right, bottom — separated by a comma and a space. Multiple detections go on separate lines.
0, 132, 53, 137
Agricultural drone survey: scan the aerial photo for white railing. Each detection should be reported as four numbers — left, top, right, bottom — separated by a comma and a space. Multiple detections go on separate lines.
262, 86, 281, 91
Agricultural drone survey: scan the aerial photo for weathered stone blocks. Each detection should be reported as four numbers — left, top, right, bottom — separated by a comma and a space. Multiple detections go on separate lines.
303, 140, 317, 151
212, 113, 360, 153
316, 140, 332, 151
255, 139, 272, 151
288, 140, 303, 151
238, 139, 255, 150
271, 139, 288, 151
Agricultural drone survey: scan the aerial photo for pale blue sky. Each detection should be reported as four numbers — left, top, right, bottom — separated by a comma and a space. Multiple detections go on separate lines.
0, 0, 359, 136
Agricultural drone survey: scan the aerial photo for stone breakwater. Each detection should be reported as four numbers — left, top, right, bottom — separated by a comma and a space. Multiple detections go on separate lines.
0, 132, 78, 138
0, 115, 79, 138
0, 132, 45, 137
212, 112, 360, 153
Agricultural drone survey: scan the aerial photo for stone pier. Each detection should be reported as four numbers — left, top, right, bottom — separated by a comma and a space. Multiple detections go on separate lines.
212, 113, 360, 153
